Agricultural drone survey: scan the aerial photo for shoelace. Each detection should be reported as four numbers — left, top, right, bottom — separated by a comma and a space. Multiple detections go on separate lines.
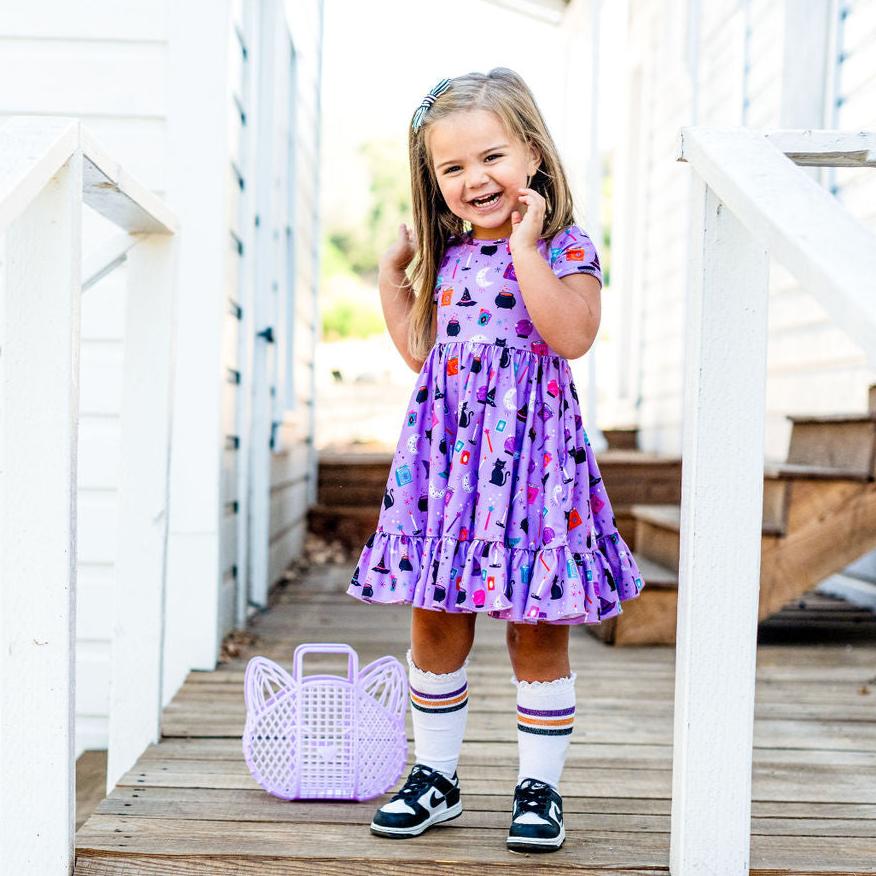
515, 780, 554, 819
392, 765, 441, 802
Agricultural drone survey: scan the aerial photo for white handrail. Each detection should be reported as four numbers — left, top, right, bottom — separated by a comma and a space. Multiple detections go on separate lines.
0, 116, 179, 874
679, 128, 876, 362
670, 126, 875, 874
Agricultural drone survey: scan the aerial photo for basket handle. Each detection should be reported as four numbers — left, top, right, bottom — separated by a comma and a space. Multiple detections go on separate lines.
292, 642, 359, 683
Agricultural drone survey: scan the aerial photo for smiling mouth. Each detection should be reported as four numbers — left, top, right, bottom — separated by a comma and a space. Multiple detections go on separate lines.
469, 192, 501, 207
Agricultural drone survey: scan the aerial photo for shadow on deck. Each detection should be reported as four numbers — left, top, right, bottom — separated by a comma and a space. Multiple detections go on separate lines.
74, 555, 876, 874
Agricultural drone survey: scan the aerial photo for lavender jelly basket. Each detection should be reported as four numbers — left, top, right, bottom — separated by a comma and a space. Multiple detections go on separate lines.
242, 643, 408, 801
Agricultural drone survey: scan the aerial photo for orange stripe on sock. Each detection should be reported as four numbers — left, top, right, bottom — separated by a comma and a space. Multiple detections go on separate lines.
410, 690, 469, 709
517, 713, 575, 728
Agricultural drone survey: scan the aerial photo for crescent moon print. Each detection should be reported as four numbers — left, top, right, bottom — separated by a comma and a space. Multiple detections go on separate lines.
346, 223, 646, 625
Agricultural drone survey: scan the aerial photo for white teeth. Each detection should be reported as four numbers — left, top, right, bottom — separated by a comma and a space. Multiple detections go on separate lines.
472, 193, 499, 206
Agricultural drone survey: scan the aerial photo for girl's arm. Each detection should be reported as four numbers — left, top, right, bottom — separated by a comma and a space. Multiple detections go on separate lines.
511, 247, 601, 359
378, 262, 436, 372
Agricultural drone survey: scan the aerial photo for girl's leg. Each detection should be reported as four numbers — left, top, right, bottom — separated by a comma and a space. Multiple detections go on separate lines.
370, 609, 476, 838
506, 622, 575, 790
407, 607, 477, 777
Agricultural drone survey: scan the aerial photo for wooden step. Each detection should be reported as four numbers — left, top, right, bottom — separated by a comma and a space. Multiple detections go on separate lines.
317, 450, 393, 507
786, 411, 876, 477
602, 426, 639, 450
593, 561, 876, 647
307, 503, 378, 552
632, 465, 873, 568
601, 467, 876, 646
587, 555, 680, 646
316, 447, 682, 510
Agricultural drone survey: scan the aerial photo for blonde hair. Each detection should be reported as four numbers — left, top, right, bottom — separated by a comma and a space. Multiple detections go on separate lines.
405, 67, 578, 362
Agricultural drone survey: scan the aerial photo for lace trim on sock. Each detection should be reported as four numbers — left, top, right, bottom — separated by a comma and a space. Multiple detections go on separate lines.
510, 672, 578, 692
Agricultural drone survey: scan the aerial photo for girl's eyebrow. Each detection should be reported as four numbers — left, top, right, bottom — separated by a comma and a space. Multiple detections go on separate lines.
436, 144, 509, 169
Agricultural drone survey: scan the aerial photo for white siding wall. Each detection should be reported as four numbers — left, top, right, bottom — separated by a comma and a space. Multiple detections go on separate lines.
266, 1, 322, 587
0, 0, 323, 756
620, 0, 876, 460
0, 0, 170, 755
220, 0, 321, 616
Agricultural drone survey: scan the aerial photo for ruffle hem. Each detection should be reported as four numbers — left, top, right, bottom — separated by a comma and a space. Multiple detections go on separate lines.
347, 526, 645, 625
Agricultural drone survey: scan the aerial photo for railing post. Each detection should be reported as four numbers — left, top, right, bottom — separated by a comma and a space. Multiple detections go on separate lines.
670, 178, 769, 873
106, 231, 178, 792
0, 152, 83, 873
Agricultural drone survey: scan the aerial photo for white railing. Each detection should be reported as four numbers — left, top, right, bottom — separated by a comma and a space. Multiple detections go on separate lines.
672, 127, 876, 874
0, 116, 179, 874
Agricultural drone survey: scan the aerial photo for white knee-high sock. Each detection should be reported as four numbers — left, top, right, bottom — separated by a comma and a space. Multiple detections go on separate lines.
513, 672, 577, 791
407, 649, 469, 778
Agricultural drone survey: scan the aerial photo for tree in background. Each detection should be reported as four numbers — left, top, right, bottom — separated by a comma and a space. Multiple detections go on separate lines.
327, 137, 410, 282
321, 137, 410, 340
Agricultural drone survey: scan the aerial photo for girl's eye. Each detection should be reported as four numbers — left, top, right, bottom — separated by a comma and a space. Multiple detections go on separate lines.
444, 154, 502, 174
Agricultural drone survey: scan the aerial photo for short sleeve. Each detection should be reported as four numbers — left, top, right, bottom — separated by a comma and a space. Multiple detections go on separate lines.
548, 224, 602, 287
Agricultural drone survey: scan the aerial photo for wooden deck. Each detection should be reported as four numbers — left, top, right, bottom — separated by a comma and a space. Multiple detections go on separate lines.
75, 561, 876, 874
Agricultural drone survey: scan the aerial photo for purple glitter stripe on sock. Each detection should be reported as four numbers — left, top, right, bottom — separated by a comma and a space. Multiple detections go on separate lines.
409, 682, 468, 700
517, 705, 576, 718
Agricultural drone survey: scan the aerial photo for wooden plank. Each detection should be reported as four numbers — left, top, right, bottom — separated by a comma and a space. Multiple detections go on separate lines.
73, 814, 876, 872
77, 751, 109, 831
118, 737, 876, 769
75, 545, 876, 874
75, 856, 666, 876
93, 784, 876, 829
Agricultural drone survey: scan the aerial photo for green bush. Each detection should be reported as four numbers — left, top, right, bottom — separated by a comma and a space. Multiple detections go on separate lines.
322, 297, 386, 341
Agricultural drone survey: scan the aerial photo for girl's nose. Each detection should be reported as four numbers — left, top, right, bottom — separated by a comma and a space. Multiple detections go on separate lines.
465, 167, 490, 189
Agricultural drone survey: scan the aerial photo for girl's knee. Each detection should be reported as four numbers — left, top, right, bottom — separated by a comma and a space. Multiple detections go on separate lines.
506, 623, 570, 679
411, 608, 476, 673
506, 621, 568, 651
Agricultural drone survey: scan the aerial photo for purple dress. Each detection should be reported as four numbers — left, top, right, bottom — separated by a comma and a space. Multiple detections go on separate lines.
347, 224, 646, 624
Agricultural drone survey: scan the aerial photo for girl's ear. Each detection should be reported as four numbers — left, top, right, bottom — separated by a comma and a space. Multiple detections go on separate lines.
528, 143, 541, 176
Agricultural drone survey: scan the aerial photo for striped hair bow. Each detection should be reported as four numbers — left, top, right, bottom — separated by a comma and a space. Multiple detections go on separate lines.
411, 77, 452, 132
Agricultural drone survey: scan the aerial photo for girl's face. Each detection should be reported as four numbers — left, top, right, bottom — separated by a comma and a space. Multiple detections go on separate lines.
427, 108, 540, 240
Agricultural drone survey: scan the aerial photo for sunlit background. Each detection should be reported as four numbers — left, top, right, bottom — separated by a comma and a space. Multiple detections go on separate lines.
315, 0, 628, 449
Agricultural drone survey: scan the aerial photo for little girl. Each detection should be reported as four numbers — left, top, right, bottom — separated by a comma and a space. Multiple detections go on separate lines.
347, 67, 646, 853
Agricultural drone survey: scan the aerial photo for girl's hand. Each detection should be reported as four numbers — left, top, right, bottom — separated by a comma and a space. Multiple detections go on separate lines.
381, 223, 417, 273
509, 188, 546, 254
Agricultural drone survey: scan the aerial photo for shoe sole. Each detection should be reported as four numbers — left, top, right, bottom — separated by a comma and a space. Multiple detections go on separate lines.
506, 823, 566, 853
370, 801, 463, 839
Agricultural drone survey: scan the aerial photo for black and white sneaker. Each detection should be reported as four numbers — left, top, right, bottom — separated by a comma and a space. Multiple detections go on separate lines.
506, 778, 565, 852
370, 763, 463, 838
